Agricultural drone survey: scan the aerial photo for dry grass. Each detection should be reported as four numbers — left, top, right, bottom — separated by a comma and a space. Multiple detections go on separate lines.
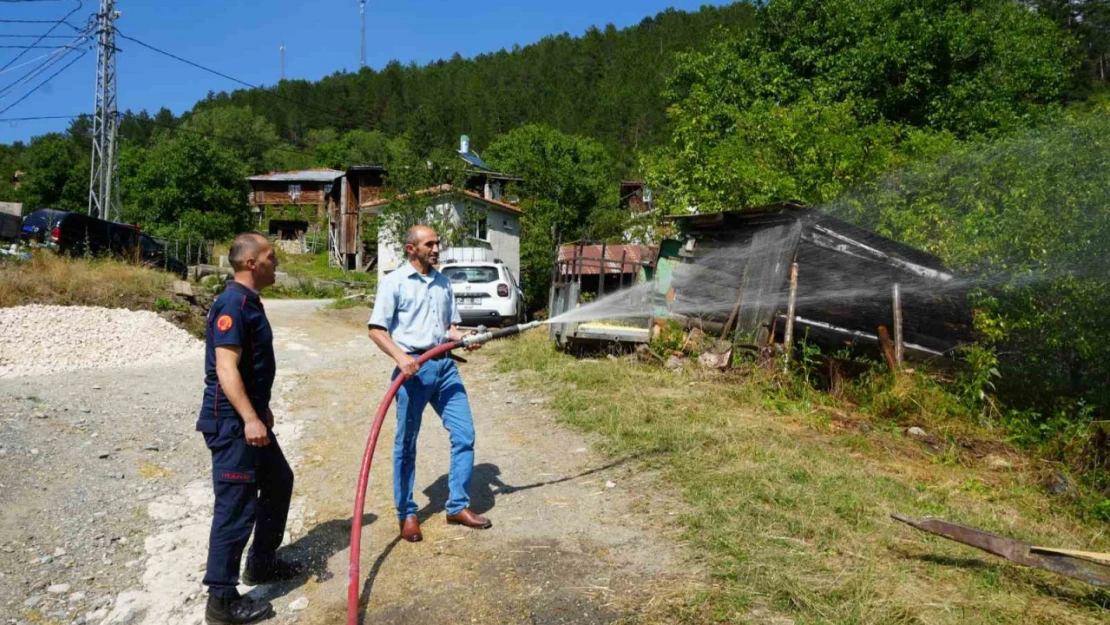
0, 252, 172, 309
491, 333, 1110, 625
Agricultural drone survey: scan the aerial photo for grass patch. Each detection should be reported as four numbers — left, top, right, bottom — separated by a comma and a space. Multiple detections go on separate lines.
0, 251, 172, 309
276, 250, 376, 286
264, 279, 346, 300
325, 296, 371, 311
490, 333, 1110, 624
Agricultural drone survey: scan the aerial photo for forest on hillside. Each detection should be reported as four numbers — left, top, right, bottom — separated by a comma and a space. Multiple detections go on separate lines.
4, 0, 1110, 459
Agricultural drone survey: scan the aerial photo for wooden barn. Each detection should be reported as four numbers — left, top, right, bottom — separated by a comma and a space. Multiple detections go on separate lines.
247, 168, 342, 225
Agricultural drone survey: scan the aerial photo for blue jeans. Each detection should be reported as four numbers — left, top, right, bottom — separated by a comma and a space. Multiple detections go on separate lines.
392, 358, 475, 520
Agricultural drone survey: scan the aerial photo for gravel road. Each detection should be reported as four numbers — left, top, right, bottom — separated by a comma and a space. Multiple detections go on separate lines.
0, 300, 699, 625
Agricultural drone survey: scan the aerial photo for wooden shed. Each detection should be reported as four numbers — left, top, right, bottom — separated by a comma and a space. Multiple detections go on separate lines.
664, 203, 972, 360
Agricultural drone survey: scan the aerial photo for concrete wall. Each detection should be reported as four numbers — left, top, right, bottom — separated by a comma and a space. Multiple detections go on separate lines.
376, 197, 521, 283
485, 207, 521, 282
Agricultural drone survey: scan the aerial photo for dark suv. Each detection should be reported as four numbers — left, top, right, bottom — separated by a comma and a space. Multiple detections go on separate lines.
21, 209, 187, 278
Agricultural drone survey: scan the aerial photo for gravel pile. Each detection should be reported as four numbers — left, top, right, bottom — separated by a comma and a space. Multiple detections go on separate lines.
0, 305, 202, 378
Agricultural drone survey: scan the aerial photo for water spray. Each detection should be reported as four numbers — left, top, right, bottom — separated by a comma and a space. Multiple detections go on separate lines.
347, 320, 543, 625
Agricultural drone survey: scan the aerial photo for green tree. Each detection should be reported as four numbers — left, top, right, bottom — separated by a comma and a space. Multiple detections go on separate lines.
16, 133, 87, 211
483, 124, 617, 308
827, 106, 1110, 432
182, 105, 284, 173
312, 129, 409, 170
373, 149, 473, 257
645, 0, 1076, 215
120, 132, 250, 240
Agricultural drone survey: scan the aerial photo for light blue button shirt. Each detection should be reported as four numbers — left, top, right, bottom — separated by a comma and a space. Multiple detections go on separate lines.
368, 262, 461, 353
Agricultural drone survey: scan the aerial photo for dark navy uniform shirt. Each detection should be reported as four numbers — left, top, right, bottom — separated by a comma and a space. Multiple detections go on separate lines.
196, 281, 276, 430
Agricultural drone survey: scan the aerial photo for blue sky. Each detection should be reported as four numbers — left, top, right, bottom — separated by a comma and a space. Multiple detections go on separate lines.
0, 0, 731, 144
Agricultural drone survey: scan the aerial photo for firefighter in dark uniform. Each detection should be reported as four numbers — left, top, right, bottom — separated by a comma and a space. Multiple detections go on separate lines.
195, 233, 302, 625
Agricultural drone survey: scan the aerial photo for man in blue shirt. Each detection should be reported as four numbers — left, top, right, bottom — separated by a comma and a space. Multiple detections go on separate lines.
196, 233, 301, 625
368, 224, 489, 543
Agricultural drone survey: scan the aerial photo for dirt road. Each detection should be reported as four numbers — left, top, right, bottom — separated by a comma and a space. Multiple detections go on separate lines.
1, 300, 698, 625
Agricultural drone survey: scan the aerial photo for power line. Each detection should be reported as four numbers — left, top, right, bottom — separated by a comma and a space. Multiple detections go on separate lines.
0, 43, 86, 48
0, 113, 81, 121
0, 0, 87, 74
0, 33, 90, 99
116, 30, 360, 129
0, 34, 74, 38
0, 18, 81, 24
0, 47, 86, 116
0, 42, 81, 75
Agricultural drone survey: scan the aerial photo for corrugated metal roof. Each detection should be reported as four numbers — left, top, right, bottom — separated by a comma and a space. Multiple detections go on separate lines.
558, 244, 656, 275
359, 184, 524, 214
248, 168, 343, 182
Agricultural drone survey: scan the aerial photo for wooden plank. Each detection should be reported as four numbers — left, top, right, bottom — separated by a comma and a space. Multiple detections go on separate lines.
893, 282, 904, 366
782, 261, 799, 371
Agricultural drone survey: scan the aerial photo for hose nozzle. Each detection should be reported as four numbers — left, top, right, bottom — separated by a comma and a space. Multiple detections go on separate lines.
460, 320, 544, 348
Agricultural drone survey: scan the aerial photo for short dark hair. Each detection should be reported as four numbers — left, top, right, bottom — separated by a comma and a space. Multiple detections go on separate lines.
228, 233, 268, 271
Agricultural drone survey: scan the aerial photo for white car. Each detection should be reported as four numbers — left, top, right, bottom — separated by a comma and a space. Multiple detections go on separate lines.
440, 260, 525, 327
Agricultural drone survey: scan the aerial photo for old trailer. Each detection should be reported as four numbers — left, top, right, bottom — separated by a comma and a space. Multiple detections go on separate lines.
547, 242, 657, 348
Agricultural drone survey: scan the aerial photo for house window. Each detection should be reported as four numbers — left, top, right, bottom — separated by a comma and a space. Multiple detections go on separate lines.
288, 184, 302, 202
473, 216, 488, 241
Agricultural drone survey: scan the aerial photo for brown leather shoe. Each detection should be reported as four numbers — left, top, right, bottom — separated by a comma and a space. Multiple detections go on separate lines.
399, 516, 422, 542
446, 508, 492, 529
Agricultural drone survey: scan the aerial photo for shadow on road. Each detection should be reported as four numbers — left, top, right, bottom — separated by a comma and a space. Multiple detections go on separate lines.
246, 512, 377, 603
353, 455, 636, 622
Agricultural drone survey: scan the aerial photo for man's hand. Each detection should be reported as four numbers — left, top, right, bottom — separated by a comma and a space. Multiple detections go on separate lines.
396, 353, 420, 378
244, 419, 270, 447
448, 327, 481, 352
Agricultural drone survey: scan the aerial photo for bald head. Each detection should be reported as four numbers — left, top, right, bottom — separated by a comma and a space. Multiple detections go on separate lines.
405, 225, 437, 248
228, 232, 269, 272
404, 224, 440, 272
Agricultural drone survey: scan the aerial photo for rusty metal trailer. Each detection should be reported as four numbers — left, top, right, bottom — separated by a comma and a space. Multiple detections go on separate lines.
547, 241, 656, 348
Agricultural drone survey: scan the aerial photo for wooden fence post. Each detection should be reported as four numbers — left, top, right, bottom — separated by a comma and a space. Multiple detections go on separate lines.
783, 261, 799, 372
893, 282, 904, 368
598, 242, 607, 297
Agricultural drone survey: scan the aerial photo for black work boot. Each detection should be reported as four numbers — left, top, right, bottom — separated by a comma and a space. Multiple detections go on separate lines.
205, 594, 273, 625
241, 558, 305, 586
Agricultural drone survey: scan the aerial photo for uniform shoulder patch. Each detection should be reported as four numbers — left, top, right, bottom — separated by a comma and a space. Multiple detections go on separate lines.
216, 314, 234, 332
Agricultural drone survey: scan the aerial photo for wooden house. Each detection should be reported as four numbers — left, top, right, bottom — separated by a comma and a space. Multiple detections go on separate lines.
247, 168, 343, 225
327, 137, 524, 279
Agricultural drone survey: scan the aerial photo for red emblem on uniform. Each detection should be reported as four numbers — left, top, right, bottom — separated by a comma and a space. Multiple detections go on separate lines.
216, 314, 233, 332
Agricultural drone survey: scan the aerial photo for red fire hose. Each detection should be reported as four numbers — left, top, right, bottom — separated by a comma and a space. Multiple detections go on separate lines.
346, 321, 541, 625
346, 341, 456, 625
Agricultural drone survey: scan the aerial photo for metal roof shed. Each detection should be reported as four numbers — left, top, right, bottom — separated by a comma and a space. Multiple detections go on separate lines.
666, 203, 972, 359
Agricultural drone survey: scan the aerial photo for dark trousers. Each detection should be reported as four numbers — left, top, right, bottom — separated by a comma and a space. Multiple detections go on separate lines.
200, 417, 294, 597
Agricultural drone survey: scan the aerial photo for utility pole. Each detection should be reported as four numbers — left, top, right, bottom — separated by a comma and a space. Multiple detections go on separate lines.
279, 41, 285, 80
87, 0, 120, 222
359, 0, 366, 68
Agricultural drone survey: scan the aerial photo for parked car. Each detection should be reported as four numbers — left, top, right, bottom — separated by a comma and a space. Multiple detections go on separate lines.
440, 259, 525, 327
21, 208, 187, 278
139, 233, 188, 279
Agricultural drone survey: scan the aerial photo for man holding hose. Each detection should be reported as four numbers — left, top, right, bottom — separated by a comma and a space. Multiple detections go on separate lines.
368, 224, 490, 543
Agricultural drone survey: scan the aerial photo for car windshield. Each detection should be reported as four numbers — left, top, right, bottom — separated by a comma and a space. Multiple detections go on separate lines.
140, 235, 161, 252
446, 266, 499, 284
23, 210, 64, 230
